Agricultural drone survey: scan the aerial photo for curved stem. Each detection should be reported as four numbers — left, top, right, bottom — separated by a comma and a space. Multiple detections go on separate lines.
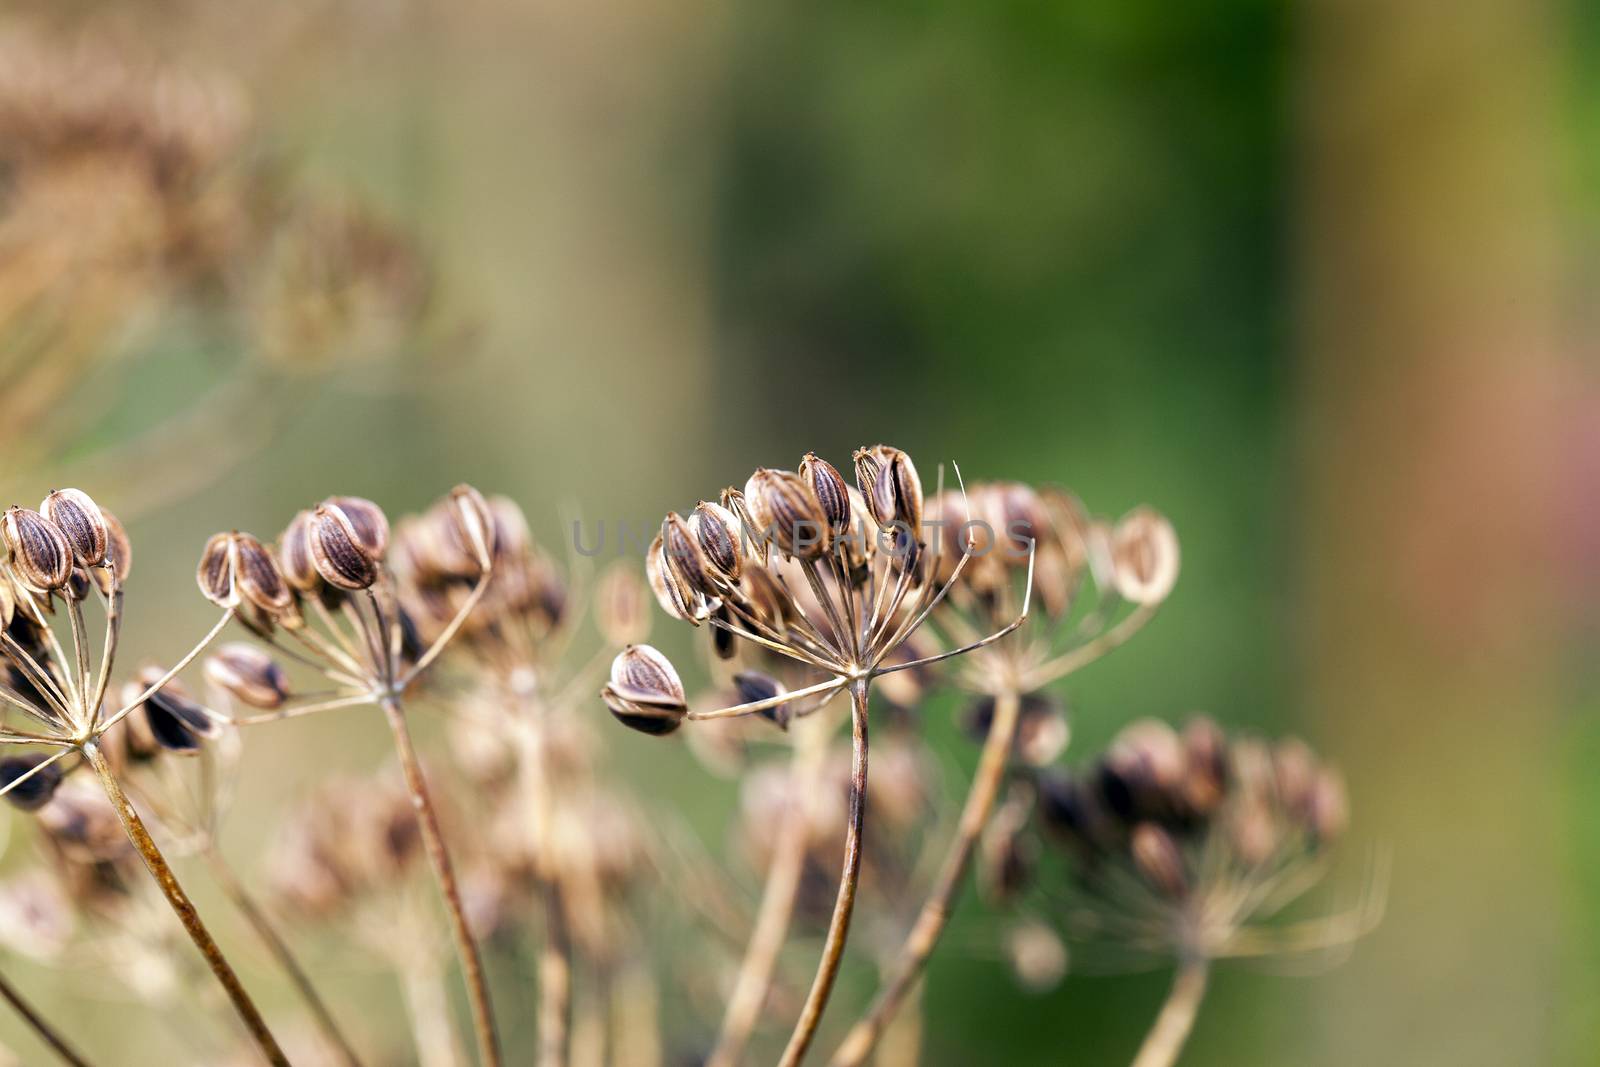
829, 687, 1020, 1067
1131, 960, 1209, 1067
380, 695, 502, 1067
538, 880, 572, 1067
0, 965, 95, 1066
706, 731, 828, 1067
777, 680, 870, 1067
205, 847, 365, 1067
81, 742, 287, 1066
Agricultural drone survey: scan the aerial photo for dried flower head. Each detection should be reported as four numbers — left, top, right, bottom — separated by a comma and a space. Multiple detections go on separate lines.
1036, 717, 1381, 967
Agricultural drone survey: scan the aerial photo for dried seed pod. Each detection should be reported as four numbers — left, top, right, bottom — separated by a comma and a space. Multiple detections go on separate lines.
98, 508, 133, 590
447, 485, 495, 570
733, 670, 789, 730
204, 643, 290, 709
1130, 823, 1187, 898
1006, 920, 1068, 993
798, 452, 851, 530
661, 512, 716, 598
601, 644, 687, 736
720, 487, 768, 565
1308, 769, 1349, 845
233, 533, 294, 618
0, 754, 64, 812
1110, 507, 1179, 604
278, 510, 322, 593
123, 670, 219, 755
40, 489, 108, 569
854, 445, 923, 532
594, 562, 650, 647
744, 468, 830, 559
2, 508, 73, 592
0, 575, 13, 629
310, 504, 379, 590
196, 532, 237, 607
326, 496, 390, 559
691, 501, 744, 584
646, 533, 702, 625
1180, 716, 1228, 815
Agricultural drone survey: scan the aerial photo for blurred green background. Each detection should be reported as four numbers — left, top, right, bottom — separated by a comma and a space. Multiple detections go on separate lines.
4, 0, 1597, 1064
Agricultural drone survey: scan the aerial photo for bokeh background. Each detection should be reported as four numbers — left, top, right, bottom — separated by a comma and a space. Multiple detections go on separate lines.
2, 0, 1596, 1064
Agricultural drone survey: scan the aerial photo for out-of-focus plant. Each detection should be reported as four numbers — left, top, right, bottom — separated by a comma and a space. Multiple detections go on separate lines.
0, 21, 439, 515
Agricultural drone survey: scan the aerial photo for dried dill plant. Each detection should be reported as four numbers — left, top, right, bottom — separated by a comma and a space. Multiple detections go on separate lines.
391, 497, 665, 1067
830, 482, 1178, 1065
0, 489, 288, 1062
186, 488, 503, 1066
602, 446, 1031, 1066
1023, 717, 1384, 1066
0, 21, 437, 514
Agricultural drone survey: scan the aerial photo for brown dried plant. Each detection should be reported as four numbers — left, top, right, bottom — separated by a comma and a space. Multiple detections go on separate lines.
0, 21, 437, 517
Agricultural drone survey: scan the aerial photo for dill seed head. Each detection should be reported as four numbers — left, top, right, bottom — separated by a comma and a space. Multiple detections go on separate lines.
646, 532, 707, 626
447, 484, 495, 571
661, 512, 716, 600
743, 468, 831, 559
278, 510, 322, 593
0, 754, 65, 812
2, 507, 73, 592
204, 643, 291, 710
310, 504, 380, 590
601, 644, 687, 736
232, 532, 294, 619
40, 489, 109, 569
122, 669, 219, 755
853, 444, 923, 532
691, 501, 744, 584
327, 495, 392, 560
197, 531, 238, 607
1038, 716, 1365, 966
732, 670, 790, 730
1110, 506, 1180, 605
798, 452, 852, 530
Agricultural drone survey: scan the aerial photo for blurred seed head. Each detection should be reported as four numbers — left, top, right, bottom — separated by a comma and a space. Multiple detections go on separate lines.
594, 561, 650, 647
121, 668, 218, 756
0, 752, 64, 812
204, 643, 290, 709
1110, 507, 1180, 605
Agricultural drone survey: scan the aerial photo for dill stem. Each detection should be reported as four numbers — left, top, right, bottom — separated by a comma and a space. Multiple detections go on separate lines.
205, 846, 365, 1067
777, 679, 870, 1067
0, 965, 94, 1066
1131, 960, 1210, 1067
379, 694, 502, 1067
830, 687, 1021, 1066
82, 742, 287, 1066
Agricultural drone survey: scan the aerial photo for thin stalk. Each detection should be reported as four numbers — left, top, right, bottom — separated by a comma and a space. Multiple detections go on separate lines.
0, 965, 94, 1066
706, 733, 826, 1067
829, 688, 1021, 1067
1131, 960, 1209, 1067
401, 953, 466, 1067
204, 847, 365, 1067
538, 881, 573, 1067
379, 695, 502, 1067
777, 680, 870, 1067
81, 742, 287, 1066
610, 961, 661, 1067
